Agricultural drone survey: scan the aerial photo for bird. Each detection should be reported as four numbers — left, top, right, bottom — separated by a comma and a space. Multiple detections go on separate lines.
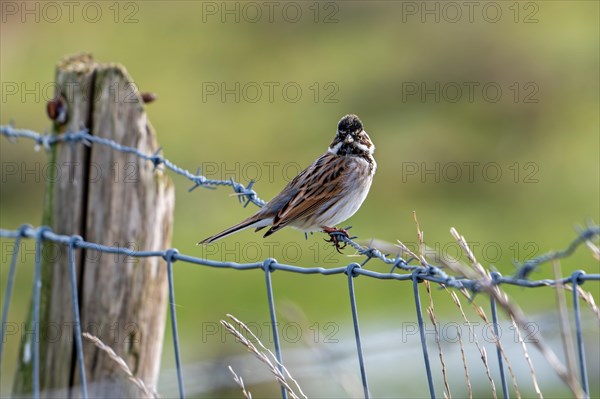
198, 114, 376, 249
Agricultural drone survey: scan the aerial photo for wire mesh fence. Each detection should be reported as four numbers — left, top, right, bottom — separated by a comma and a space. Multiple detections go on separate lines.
1, 124, 599, 399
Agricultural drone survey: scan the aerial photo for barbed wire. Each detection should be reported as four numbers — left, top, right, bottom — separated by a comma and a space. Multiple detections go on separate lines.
0, 125, 266, 207
1, 124, 599, 399
515, 224, 600, 280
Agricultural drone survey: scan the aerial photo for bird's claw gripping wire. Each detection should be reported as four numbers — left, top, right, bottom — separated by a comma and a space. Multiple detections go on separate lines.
322, 226, 356, 253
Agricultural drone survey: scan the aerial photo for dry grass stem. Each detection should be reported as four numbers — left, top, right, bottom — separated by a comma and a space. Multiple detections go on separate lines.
446, 289, 473, 399
371, 239, 457, 268
413, 211, 426, 262
220, 314, 307, 399
510, 315, 543, 398
468, 300, 522, 398
228, 366, 252, 399
427, 307, 451, 399
395, 239, 426, 268
473, 295, 522, 399
559, 285, 600, 321
425, 281, 452, 399
449, 227, 585, 398
450, 290, 496, 398
365, 237, 453, 270
552, 260, 580, 393
279, 301, 364, 397
585, 238, 599, 261
82, 332, 159, 398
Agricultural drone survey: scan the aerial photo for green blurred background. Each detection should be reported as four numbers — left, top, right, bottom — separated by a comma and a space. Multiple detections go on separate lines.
1, 1, 599, 398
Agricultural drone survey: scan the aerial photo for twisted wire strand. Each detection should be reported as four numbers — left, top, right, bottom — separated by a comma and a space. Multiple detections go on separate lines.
1, 226, 598, 290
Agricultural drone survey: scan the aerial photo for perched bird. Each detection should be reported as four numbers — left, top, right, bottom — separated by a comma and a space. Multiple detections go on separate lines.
198, 114, 376, 249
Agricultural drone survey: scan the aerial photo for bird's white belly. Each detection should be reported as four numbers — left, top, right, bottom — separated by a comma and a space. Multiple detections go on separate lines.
295, 157, 375, 231
318, 187, 369, 227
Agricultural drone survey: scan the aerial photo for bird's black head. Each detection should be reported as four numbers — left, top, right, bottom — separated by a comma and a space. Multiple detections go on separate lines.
337, 114, 363, 135
329, 114, 374, 157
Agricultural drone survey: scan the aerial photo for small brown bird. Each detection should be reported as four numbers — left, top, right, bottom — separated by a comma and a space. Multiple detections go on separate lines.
198, 114, 376, 245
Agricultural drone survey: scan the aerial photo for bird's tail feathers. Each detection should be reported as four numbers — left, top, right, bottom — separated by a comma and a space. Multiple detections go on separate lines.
197, 216, 270, 244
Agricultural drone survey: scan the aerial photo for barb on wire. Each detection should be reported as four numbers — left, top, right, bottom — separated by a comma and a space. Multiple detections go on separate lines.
0, 125, 266, 207
515, 224, 600, 280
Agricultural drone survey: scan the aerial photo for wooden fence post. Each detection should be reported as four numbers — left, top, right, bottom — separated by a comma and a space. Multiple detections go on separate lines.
13, 53, 175, 397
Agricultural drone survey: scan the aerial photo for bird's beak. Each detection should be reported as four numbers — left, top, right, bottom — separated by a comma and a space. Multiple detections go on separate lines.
345, 135, 354, 144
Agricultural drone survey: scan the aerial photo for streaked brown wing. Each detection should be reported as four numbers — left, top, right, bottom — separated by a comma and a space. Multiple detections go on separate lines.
265, 154, 346, 235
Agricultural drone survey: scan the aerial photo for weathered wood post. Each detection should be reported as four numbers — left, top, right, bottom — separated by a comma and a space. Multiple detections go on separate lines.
13, 53, 175, 397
